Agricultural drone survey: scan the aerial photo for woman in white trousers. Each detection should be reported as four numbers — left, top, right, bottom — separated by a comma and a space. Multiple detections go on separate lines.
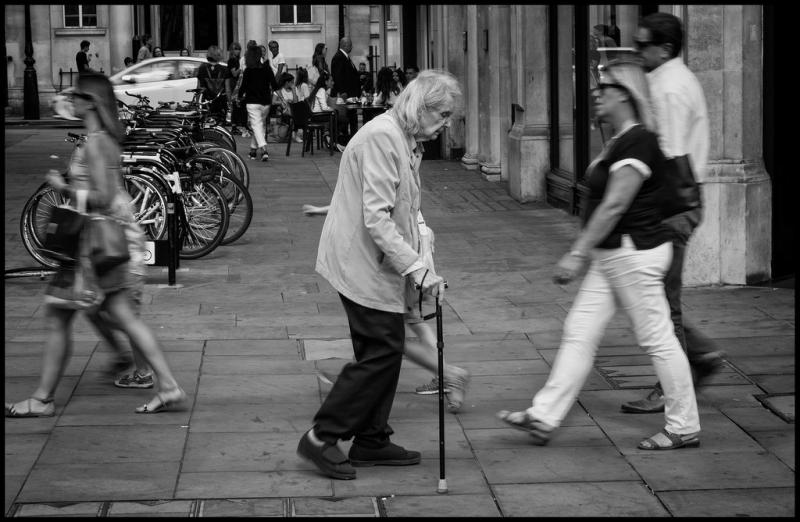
497, 58, 700, 451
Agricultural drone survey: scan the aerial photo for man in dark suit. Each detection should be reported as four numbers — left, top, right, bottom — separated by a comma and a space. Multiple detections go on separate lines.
330, 37, 361, 146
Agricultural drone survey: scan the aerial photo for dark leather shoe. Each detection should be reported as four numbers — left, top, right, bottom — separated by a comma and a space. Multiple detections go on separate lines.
620, 387, 665, 414
348, 442, 421, 467
297, 431, 356, 480
692, 351, 725, 388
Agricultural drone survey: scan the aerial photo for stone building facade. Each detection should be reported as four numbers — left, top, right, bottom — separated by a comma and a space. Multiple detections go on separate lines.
5, 5, 781, 286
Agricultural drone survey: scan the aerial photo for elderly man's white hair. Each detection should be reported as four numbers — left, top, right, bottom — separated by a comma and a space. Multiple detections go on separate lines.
392, 69, 463, 136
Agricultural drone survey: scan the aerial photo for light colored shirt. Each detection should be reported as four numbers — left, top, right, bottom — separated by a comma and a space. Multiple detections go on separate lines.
312, 88, 332, 112
647, 57, 710, 180
308, 65, 320, 86
297, 82, 311, 101
269, 52, 286, 77
315, 112, 424, 313
136, 46, 152, 63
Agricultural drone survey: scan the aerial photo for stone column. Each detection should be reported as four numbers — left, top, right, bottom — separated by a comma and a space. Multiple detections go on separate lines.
109, 5, 133, 74
461, 5, 480, 171
478, 5, 509, 181
684, 5, 771, 285
244, 5, 268, 48
443, 4, 466, 158
507, 5, 550, 202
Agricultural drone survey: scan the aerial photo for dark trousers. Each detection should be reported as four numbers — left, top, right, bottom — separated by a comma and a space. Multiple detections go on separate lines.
313, 293, 405, 449
659, 208, 718, 387
231, 103, 247, 127
334, 105, 358, 145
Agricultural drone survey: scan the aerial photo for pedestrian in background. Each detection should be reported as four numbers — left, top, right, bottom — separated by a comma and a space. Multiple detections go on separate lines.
196, 45, 232, 125
152, 46, 164, 58
620, 12, 724, 415
136, 34, 152, 63
497, 59, 701, 451
296, 69, 462, 480
239, 45, 275, 161
76, 40, 95, 74
308, 42, 329, 86
179, 48, 191, 57
5, 72, 185, 417
267, 40, 287, 79
405, 65, 420, 83
227, 41, 247, 136
330, 37, 361, 147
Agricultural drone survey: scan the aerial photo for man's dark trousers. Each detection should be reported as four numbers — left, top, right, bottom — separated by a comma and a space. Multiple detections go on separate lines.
663, 208, 717, 373
313, 293, 405, 449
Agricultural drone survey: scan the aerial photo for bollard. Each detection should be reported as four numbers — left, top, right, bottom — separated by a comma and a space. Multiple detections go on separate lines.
166, 200, 177, 286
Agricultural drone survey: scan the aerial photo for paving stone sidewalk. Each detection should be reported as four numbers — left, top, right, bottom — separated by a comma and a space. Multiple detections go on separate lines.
4, 128, 795, 517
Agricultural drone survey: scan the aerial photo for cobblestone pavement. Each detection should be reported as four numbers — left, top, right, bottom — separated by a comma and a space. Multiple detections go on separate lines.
4, 125, 795, 517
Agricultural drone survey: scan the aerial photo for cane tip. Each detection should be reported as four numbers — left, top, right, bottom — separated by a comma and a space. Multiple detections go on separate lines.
437, 479, 448, 494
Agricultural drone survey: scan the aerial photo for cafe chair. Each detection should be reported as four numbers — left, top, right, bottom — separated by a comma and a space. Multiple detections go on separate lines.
286, 102, 336, 157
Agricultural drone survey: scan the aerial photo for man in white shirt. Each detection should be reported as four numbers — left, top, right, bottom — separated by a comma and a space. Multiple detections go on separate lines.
621, 12, 724, 415
268, 40, 287, 79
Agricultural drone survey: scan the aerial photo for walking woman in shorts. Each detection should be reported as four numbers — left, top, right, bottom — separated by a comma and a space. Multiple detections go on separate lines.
5, 73, 185, 417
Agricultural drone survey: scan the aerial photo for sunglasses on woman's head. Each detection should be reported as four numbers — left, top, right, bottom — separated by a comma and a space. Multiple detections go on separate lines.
70, 92, 93, 101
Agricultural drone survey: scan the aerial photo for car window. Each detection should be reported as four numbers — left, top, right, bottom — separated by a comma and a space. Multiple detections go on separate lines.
129, 61, 176, 83
178, 60, 203, 79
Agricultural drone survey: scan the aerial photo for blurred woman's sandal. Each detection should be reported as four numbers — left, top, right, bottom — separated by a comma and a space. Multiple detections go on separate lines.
5, 397, 55, 418
135, 388, 187, 414
638, 429, 700, 450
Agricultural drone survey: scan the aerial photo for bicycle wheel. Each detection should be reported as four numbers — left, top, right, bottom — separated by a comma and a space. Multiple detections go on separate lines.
215, 170, 253, 245
201, 126, 237, 153
19, 183, 66, 269
178, 179, 229, 259
185, 155, 252, 245
122, 171, 169, 240
194, 145, 250, 188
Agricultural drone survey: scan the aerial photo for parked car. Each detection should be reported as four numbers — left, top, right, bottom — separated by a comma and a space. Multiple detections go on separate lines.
110, 56, 226, 107
51, 56, 227, 117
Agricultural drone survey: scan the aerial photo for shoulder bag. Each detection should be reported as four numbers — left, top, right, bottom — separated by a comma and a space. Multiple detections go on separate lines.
661, 154, 703, 218
41, 189, 88, 263
86, 213, 130, 275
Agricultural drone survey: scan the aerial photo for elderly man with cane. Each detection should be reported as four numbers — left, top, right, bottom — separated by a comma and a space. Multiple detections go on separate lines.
297, 69, 463, 480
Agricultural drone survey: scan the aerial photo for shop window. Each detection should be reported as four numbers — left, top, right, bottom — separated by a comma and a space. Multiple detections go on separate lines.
64, 4, 97, 28
280, 5, 312, 24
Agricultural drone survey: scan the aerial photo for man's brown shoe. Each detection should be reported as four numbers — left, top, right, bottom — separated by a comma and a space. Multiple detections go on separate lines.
297, 430, 356, 480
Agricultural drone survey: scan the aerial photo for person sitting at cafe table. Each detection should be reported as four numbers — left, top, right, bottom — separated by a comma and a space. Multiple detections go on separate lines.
309, 73, 339, 150
373, 66, 402, 107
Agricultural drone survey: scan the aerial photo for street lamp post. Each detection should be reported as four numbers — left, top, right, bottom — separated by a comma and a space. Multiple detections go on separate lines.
23, 4, 40, 120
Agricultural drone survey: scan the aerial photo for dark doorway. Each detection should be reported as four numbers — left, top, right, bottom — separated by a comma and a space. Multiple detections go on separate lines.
763, 5, 792, 282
